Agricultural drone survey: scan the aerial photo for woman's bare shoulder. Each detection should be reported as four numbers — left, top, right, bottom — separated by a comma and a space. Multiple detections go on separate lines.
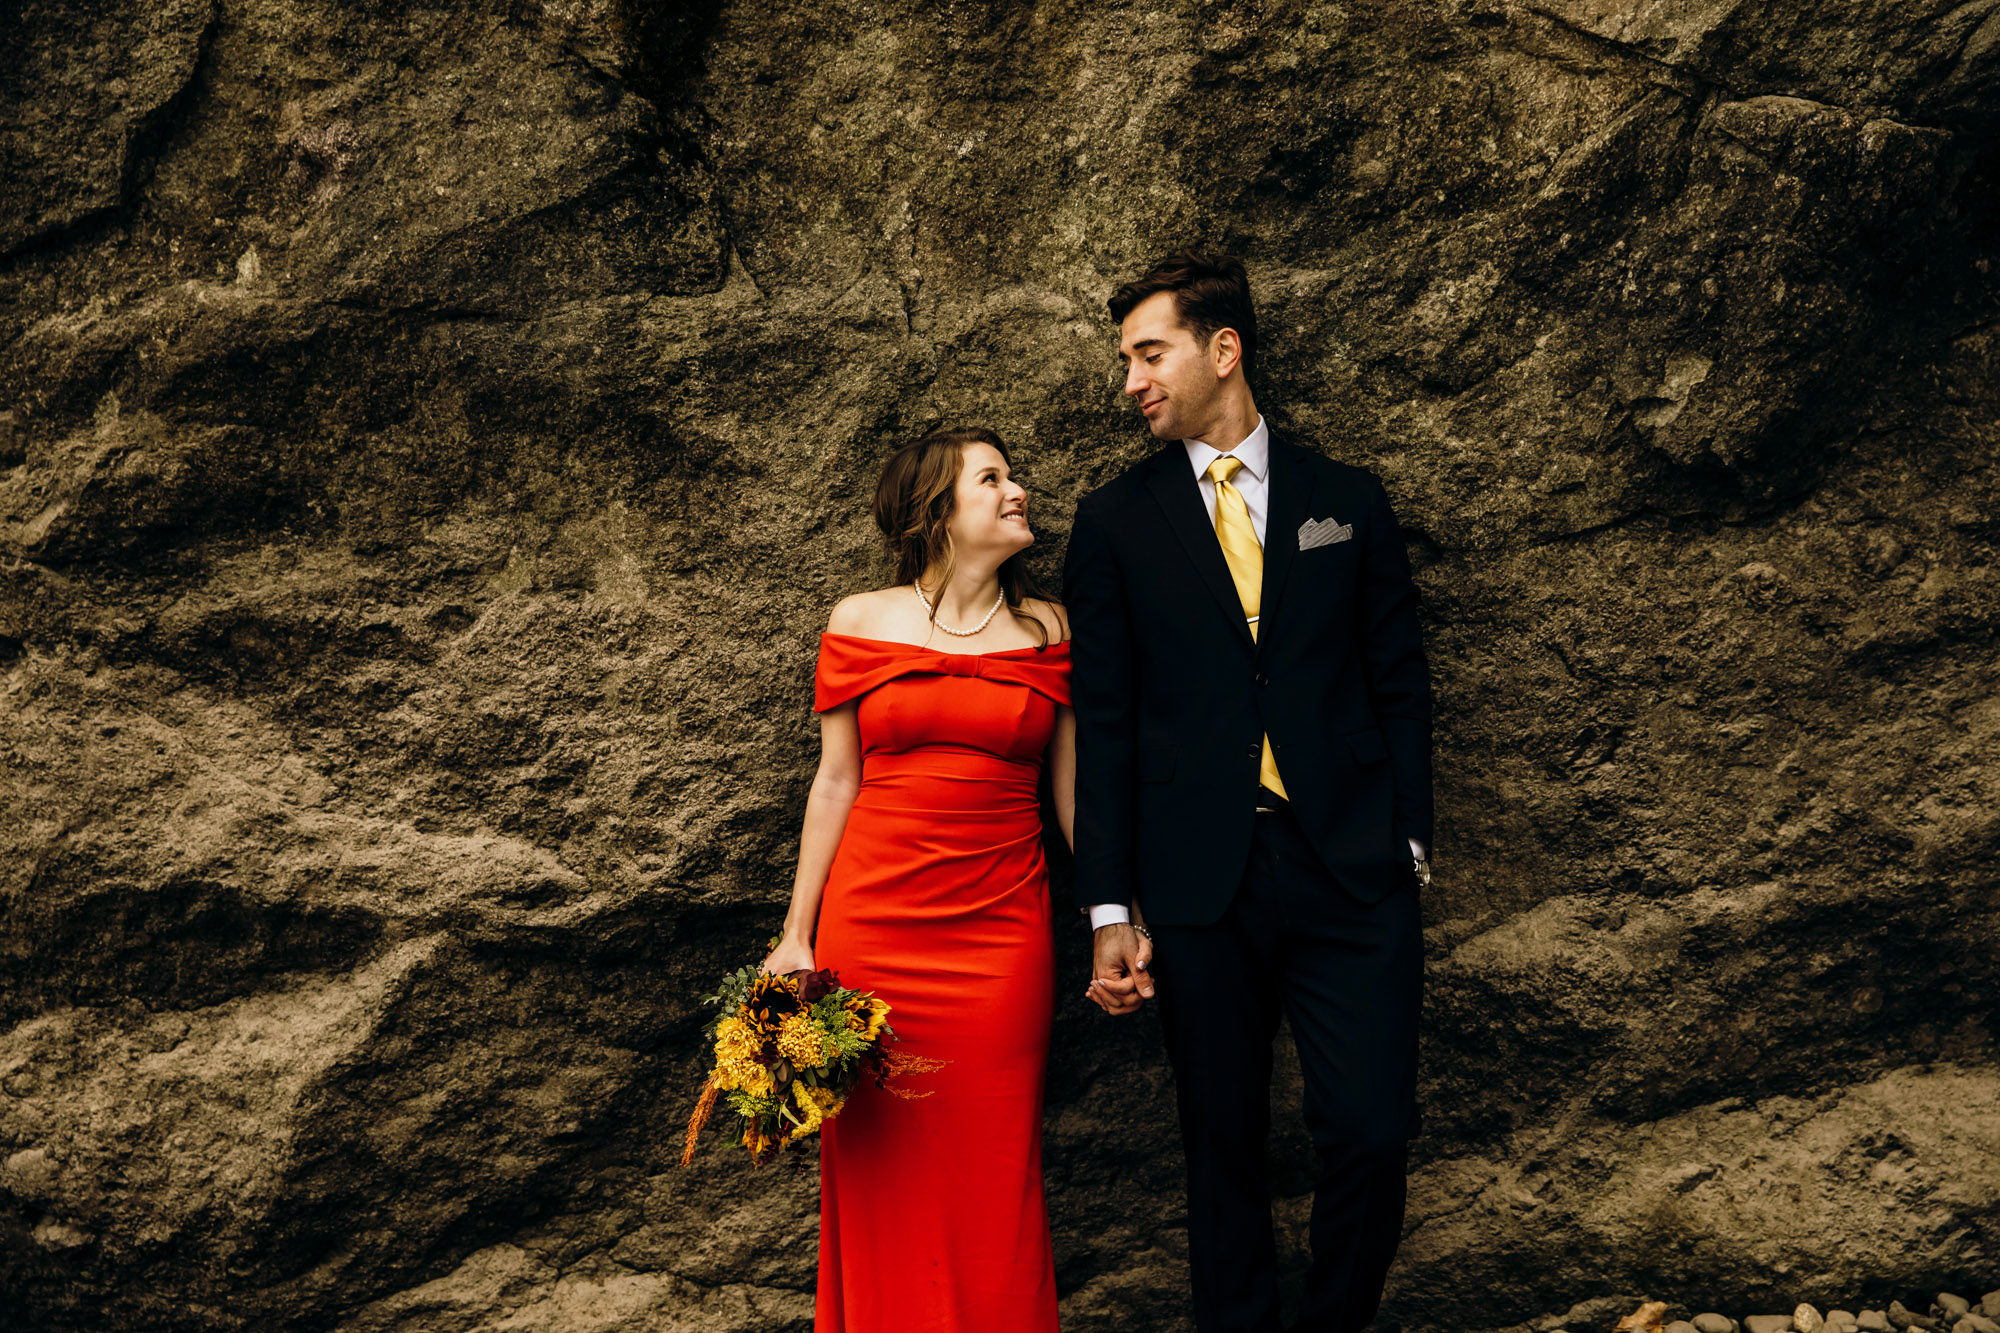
1022, 597, 1070, 644
828, 587, 916, 638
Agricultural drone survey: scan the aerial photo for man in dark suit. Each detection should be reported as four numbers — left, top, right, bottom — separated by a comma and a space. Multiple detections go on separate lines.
1063, 250, 1433, 1333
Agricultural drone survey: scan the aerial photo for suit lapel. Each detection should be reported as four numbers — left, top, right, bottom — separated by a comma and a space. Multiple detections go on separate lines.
1142, 449, 1256, 652
1257, 435, 1314, 659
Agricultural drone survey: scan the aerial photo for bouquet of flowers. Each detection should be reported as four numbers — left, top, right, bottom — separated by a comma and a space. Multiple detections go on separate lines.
680, 960, 941, 1167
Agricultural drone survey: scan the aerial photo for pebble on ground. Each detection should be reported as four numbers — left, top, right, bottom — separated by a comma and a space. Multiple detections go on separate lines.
1551, 1290, 2000, 1333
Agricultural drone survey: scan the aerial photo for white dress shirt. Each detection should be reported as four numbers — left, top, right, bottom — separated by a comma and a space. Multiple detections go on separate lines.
1084, 417, 1424, 932
1184, 416, 1272, 544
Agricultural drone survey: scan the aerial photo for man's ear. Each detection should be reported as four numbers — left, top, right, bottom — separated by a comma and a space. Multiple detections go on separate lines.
1211, 327, 1244, 380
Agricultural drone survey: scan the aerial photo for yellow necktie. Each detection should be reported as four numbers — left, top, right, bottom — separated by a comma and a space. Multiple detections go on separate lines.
1207, 456, 1286, 800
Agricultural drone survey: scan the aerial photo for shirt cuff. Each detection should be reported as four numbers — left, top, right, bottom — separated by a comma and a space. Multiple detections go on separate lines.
1409, 838, 1427, 860
1086, 903, 1132, 930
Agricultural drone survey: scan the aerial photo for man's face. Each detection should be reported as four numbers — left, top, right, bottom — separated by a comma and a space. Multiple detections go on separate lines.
1118, 290, 1223, 442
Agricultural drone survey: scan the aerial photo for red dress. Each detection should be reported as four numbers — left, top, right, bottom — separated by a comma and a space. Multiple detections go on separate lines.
811, 632, 1070, 1333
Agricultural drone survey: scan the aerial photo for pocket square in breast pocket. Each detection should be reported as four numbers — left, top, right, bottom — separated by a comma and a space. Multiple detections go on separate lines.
1297, 517, 1353, 551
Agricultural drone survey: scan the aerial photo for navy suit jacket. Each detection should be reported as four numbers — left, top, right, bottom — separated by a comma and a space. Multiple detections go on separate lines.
1062, 432, 1434, 926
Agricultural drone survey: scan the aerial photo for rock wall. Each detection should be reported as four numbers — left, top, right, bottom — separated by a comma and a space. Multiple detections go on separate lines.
2, 1, 1997, 1329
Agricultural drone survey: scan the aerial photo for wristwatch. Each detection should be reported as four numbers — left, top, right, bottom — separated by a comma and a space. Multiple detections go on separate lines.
1412, 854, 1431, 888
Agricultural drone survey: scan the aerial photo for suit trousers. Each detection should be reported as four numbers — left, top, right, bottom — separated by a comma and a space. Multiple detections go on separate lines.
1151, 804, 1423, 1333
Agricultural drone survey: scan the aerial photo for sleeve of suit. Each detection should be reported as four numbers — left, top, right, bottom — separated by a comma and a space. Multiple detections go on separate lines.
1062, 498, 1138, 917
1358, 473, 1435, 852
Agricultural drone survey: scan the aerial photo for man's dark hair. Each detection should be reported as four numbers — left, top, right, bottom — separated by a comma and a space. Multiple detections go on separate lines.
1107, 249, 1258, 381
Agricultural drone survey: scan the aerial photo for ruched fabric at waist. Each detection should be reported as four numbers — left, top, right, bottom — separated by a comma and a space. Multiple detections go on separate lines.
855, 747, 1042, 813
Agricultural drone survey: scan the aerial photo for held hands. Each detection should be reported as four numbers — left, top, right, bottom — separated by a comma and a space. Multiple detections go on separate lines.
763, 933, 815, 976
1086, 921, 1154, 1015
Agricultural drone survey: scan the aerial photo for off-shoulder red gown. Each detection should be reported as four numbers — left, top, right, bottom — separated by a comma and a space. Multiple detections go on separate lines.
811, 632, 1070, 1333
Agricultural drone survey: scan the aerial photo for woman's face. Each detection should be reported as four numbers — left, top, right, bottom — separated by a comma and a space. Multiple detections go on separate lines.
946, 442, 1033, 558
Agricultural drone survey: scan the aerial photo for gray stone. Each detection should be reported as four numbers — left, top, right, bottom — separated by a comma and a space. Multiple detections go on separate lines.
1746, 1316, 1796, 1333
1960, 1315, 2000, 1333
1861, 1314, 1896, 1333
1892, 1303, 1941, 1331
1828, 1315, 1857, 1331
1558, 1297, 1654, 1332
1668, 1323, 1701, 1333
1695, 1316, 1737, 1333
30, 1219, 94, 1253
1798, 1306, 1825, 1333
1943, 1298, 1973, 1321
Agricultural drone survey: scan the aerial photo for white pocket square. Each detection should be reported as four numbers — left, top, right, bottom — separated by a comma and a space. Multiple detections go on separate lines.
1297, 517, 1353, 550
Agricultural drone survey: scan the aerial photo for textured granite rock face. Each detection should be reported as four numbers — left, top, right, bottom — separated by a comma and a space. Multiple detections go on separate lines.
3, 1, 1998, 1330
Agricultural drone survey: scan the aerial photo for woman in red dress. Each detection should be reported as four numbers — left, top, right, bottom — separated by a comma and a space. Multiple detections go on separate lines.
762, 426, 1073, 1333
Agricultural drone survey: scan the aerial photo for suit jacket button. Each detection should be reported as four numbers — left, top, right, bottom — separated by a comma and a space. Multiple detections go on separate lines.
1255, 672, 1269, 687
1245, 743, 1260, 759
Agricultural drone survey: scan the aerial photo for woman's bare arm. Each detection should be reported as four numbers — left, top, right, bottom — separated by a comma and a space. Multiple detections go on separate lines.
1048, 705, 1076, 851
764, 701, 862, 974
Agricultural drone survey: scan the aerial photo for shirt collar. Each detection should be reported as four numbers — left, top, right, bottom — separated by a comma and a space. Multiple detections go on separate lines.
1184, 415, 1269, 483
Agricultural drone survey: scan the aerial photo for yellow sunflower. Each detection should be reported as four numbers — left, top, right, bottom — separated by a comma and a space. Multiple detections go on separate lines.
842, 994, 890, 1041
744, 973, 805, 1034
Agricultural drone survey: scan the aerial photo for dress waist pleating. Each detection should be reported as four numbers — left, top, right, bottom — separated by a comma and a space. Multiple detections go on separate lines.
856, 748, 1041, 813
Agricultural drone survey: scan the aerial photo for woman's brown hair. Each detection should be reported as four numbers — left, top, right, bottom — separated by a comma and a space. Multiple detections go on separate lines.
872, 426, 1053, 649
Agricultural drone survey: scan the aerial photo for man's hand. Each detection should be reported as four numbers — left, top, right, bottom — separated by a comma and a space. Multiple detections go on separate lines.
1087, 922, 1155, 1015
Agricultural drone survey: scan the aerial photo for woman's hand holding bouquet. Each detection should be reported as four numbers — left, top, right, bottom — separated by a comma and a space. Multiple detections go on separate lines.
681, 951, 942, 1167
761, 932, 816, 977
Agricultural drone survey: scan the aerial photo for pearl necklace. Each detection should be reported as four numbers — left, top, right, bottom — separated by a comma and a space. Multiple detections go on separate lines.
913, 582, 1006, 637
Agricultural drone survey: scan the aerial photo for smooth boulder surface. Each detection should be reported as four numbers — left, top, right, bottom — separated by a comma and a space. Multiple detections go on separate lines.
3, 1, 1998, 1330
